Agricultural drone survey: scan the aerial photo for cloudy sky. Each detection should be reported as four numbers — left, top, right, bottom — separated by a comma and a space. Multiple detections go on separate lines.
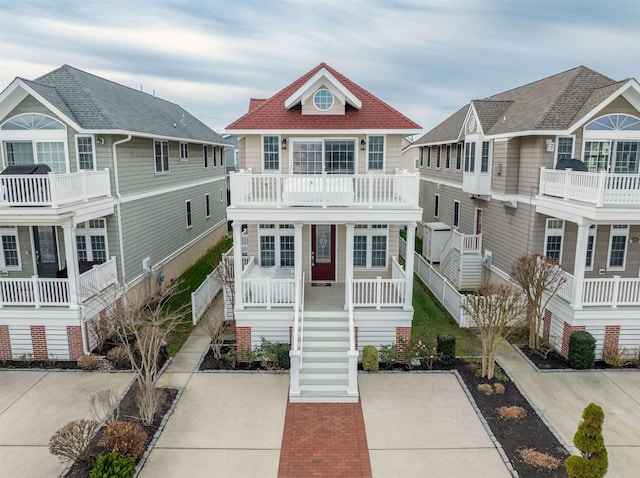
1, 0, 639, 134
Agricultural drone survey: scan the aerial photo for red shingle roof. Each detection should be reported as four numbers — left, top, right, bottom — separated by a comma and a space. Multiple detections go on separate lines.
226, 63, 420, 131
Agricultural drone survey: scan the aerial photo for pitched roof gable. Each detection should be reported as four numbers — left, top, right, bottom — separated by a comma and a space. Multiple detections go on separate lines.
15, 65, 226, 144
413, 104, 469, 145
226, 63, 420, 131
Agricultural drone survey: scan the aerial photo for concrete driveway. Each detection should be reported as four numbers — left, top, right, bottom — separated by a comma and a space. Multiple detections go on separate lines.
0, 370, 132, 478
498, 343, 640, 478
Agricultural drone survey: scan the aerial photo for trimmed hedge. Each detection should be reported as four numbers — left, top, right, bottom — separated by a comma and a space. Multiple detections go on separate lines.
568, 331, 595, 369
362, 345, 379, 371
437, 334, 456, 366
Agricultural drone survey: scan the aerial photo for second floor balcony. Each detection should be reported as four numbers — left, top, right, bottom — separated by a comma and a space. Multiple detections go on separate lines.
0, 169, 112, 208
229, 169, 420, 210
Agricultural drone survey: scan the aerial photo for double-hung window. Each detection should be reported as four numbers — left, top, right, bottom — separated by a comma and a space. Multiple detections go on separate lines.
585, 225, 596, 269
436, 145, 441, 168
464, 142, 475, 172
76, 136, 95, 170
353, 224, 388, 269
203, 145, 209, 168
544, 219, 564, 262
456, 143, 462, 170
367, 135, 384, 171
258, 224, 295, 267
453, 200, 460, 228
185, 200, 192, 228
154, 140, 169, 173
608, 225, 628, 270
75, 220, 108, 263
1, 226, 20, 269
426, 147, 431, 167
180, 142, 189, 161
263, 136, 280, 171
556, 137, 574, 163
445, 145, 451, 169
481, 141, 490, 173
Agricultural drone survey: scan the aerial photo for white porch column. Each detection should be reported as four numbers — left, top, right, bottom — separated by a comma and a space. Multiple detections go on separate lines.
61, 222, 80, 310
294, 223, 303, 287
345, 224, 355, 309
404, 222, 416, 310
572, 222, 591, 310
232, 222, 243, 310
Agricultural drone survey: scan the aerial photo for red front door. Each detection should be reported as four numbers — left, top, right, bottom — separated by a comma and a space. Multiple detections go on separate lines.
311, 225, 335, 281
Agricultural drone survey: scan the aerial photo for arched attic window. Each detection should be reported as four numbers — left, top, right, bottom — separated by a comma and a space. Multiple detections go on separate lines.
1, 114, 68, 173
585, 114, 640, 131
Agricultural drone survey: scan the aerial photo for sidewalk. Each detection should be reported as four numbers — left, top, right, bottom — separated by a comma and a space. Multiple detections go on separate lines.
496, 341, 640, 478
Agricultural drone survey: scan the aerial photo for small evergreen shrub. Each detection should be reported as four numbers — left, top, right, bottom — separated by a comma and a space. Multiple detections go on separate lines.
78, 354, 101, 370
90, 452, 136, 478
378, 343, 397, 369
565, 403, 608, 478
98, 420, 147, 460
253, 339, 291, 370
362, 346, 379, 371
568, 331, 595, 369
437, 334, 456, 366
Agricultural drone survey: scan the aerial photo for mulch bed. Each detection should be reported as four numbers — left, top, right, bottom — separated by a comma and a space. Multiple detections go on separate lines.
517, 345, 637, 370
64, 382, 178, 478
455, 360, 569, 477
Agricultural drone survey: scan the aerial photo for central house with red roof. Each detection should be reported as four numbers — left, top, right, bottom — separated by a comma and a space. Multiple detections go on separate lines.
226, 63, 422, 402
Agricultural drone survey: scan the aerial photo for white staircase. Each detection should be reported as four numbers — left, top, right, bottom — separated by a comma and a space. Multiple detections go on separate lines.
291, 311, 358, 403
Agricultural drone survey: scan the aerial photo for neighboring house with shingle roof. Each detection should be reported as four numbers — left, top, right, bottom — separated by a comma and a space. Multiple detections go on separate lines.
225, 63, 422, 403
0, 65, 229, 360
408, 66, 640, 360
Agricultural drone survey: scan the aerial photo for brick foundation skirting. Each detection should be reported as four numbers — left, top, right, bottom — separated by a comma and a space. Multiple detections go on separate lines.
396, 326, 411, 363
67, 326, 84, 360
604, 325, 621, 351
561, 323, 586, 358
0, 325, 11, 360
31, 325, 48, 360
543, 309, 552, 342
236, 326, 252, 362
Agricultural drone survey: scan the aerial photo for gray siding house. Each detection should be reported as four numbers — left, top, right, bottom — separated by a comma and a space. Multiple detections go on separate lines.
409, 66, 640, 359
0, 65, 228, 360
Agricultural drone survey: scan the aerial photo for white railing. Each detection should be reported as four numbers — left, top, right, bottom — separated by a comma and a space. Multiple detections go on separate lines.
191, 266, 222, 325
539, 168, 640, 206
242, 278, 296, 308
229, 169, 419, 208
0, 277, 70, 307
78, 257, 117, 300
558, 271, 640, 307
352, 277, 405, 308
391, 256, 405, 281
440, 230, 482, 264
0, 170, 111, 207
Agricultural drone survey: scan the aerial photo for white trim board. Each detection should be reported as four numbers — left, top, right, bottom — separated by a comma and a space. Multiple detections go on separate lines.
121, 176, 225, 203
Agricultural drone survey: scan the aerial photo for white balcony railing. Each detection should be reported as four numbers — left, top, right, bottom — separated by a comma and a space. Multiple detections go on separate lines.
229, 169, 419, 208
0, 169, 111, 207
352, 277, 405, 308
539, 168, 640, 206
0, 258, 118, 307
558, 271, 640, 308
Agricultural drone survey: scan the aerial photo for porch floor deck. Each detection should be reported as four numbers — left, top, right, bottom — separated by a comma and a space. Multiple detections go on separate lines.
303, 283, 346, 312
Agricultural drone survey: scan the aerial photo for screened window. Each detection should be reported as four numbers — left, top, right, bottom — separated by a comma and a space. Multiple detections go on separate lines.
464, 142, 476, 172
556, 137, 574, 162
608, 225, 628, 269
155, 140, 169, 173
481, 141, 490, 173
368, 136, 384, 170
76, 136, 95, 170
263, 136, 280, 171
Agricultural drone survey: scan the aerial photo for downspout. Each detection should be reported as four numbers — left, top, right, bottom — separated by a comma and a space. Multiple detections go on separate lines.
526, 185, 539, 254
112, 135, 132, 301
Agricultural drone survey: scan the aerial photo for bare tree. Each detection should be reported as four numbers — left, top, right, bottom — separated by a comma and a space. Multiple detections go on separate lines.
202, 308, 226, 360
463, 284, 527, 379
212, 253, 235, 320
510, 253, 567, 350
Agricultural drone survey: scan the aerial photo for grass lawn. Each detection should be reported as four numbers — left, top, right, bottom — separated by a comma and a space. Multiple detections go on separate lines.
411, 275, 481, 356
164, 235, 233, 355
400, 229, 423, 255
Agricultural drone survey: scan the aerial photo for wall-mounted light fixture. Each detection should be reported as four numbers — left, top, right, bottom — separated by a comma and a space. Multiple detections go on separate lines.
281, 138, 288, 150
360, 139, 366, 151
96, 137, 105, 145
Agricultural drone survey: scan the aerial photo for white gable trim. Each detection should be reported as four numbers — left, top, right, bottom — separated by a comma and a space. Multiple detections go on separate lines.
0, 79, 84, 132
284, 67, 362, 110
224, 128, 421, 136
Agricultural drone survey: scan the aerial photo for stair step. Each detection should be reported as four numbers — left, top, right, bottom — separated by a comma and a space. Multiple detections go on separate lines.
300, 369, 348, 379
300, 377, 348, 386
303, 340, 350, 349
290, 391, 358, 403
303, 346, 348, 354
301, 360, 349, 369
303, 322, 349, 329
303, 329, 349, 338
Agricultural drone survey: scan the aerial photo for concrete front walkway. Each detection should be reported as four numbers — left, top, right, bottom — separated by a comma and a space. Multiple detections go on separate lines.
497, 342, 640, 478
0, 370, 132, 478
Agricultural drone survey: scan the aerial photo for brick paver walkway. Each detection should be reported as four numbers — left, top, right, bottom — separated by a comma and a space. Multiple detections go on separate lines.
278, 401, 372, 478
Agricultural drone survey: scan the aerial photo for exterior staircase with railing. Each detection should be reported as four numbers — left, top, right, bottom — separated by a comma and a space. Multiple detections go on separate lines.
438, 231, 483, 290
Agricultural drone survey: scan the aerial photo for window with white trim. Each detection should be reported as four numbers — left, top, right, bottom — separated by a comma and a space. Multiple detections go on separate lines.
445, 144, 451, 169
456, 143, 462, 170
608, 225, 628, 269
464, 142, 475, 172
453, 200, 460, 228
213, 146, 218, 167
291, 140, 356, 175
426, 147, 431, 167
154, 140, 169, 173
205, 193, 210, 218
203, 145, 209, 168
367, 135, 384, 171
419, 147, 424, 167
481, 141, 490, 173
76, 136, 95, 170
436, 145, 441, 168
75, 220, 108, 263
258, 224, 295, 267
353, 224, 388, 269
544, 219, 564, 262
180, 142, 189, 160
434, 194, 440, 218
585, 225, 596, 269
185, 200, 192, 228
556, 136, 574, 162
263, 136, 280, 171
0, 226, 20, 269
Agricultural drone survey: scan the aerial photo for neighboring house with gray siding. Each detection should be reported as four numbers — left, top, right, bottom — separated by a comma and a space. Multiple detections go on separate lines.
408, 66, 640, 359
0, 65, 228, 360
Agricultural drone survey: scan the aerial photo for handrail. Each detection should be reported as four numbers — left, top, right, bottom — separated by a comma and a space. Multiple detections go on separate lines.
348, 278, 355, 352
440, 230, 455, 262
299, 272, 305, 369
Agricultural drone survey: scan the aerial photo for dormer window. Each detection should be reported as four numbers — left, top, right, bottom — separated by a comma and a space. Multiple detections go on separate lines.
313, 89, 334, 111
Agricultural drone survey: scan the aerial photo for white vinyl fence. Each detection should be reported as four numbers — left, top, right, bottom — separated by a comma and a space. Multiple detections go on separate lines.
191, 266, 222, 325
400, 238, 472, 327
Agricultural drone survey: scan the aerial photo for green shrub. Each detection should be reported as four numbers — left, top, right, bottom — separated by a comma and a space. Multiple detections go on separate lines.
378, 343, 398, 369
437, 334, 456, 366
362, 346, 379, 371
90, 452, 136, 478
565, 403, 608, 478
253, 339, 291, 370
568, 331, 595, 369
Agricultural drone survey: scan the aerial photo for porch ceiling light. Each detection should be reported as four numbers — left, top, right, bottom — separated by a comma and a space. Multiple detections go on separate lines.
360, 139, 366, 150
282, 138, 288, 150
